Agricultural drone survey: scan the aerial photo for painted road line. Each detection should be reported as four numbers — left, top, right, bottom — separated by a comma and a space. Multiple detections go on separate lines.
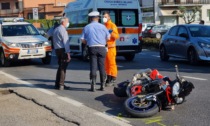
57, 96, 84, 107
94, 112, 132, 126
117, 65, 124, 68
152, 55, 160, 58
36, 88, 57, 96
1, 71, 132, 126
183, 76, 207, 81
0, 71, 34, 87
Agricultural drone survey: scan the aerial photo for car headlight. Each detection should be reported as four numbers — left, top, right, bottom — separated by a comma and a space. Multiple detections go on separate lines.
6, 42, 20, 47
43, 41, 51, 46
199, 42, 210, 49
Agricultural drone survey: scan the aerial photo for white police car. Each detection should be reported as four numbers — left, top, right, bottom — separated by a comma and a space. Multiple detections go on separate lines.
0, 18, 52, 67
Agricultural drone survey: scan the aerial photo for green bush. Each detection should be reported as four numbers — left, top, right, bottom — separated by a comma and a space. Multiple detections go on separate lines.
25, 19, 55, 29
142, 38, 160, 49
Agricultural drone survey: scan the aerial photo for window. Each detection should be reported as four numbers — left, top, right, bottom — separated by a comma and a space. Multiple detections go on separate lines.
1, 2, 10, 10
2, 24, 39, 37
27, 13, 45, 19
66, 9, 91, 28
208, 9, 210, 21
168, 26, 179, 36
15, 2, 19, 9
121, 10, 136, 26
189, 26, 210, 37
177, 27, 188, 36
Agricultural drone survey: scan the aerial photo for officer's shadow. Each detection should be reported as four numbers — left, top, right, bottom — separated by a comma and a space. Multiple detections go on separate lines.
13, 79, 91, 91
95, 94, 129, 117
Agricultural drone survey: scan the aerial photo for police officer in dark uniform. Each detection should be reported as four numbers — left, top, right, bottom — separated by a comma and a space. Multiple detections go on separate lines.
81, 11, 110, 92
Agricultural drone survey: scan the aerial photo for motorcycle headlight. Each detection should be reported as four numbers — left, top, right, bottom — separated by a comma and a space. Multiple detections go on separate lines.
43, 41, 51, 46
6, 42, 20, 47
199, 42, 210, 49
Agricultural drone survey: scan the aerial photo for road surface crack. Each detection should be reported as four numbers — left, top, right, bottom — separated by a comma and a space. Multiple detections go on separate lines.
8, 89, 80, 126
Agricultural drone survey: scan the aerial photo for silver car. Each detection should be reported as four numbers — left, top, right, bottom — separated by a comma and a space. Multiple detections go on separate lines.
159, 24, 210, 65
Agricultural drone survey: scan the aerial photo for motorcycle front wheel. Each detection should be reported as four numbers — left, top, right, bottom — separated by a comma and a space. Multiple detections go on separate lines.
124, 96, 159, 118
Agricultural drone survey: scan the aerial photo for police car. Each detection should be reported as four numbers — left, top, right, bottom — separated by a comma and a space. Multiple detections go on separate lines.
0, 18, 52, 67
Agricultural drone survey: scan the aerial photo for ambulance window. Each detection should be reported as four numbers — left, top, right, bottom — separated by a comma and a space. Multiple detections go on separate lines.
66, 11, 78, 27
77, 9, 89, 27
121, 10, 137, 26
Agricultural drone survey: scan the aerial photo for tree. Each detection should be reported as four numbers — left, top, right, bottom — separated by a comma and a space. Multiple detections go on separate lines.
172, 6, 201, 24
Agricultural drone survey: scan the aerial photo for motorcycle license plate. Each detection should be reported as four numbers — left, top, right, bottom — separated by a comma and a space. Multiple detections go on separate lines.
27, 49, 38, 54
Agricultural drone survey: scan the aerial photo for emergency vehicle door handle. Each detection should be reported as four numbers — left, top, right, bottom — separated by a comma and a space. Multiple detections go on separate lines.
122, 28, 125, 33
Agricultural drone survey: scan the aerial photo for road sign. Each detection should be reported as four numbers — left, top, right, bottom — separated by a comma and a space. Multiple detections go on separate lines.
33, 8, 39, 20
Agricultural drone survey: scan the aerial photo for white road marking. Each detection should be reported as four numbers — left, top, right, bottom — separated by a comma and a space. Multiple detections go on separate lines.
0, 71, 132, 125
94, 112, 131, 126
152, 55, 160, 58
57, 96, 84, 107
183, 76, 207, 81
36, 88, 57, 96
0, 71, 34, 87
117, 65, 124, 68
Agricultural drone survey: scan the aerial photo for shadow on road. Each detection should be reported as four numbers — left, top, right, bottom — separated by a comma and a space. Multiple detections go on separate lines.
95, 94, 129, 117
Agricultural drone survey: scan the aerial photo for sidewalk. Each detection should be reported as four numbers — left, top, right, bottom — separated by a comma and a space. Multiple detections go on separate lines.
0, 71, 132, 126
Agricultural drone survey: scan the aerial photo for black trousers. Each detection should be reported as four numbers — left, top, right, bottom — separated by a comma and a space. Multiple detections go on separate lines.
88, 46, 106, 82
55, 48, 69, 87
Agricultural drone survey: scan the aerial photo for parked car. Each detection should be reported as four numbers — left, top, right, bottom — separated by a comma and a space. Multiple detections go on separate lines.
159, 24, 210, 65
143, 25, 170, 39
142, 23, 155, 32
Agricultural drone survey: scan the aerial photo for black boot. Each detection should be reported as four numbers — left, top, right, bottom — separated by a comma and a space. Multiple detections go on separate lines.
89, 75, 96, 92
111, 76, 117, 83
98, 75, 106, 91
105, 75, 111, 84
106, 76, 116, 87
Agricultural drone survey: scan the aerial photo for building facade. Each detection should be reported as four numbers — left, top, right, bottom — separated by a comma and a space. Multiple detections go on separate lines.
0, 0, 75, 19
140, 0, 210, 26
0, 0, 23, 17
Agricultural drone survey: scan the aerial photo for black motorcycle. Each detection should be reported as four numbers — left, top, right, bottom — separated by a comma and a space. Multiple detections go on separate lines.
124, 65, 195, 118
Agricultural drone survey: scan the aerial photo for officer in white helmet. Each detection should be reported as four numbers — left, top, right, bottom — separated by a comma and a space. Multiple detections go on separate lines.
81, 11, 110, 92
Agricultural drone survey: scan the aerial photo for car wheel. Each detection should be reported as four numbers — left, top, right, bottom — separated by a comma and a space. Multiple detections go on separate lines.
82, 44, 89, 61
0, 50, 10, 67
124, 54, 135, 61
188, 48, 199, 65
160, 46, 169, 61
156, 33, 161, 39
42, 55, 51, 64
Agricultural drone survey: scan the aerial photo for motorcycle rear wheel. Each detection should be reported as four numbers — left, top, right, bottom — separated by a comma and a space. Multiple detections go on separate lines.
124, 96, 159, 118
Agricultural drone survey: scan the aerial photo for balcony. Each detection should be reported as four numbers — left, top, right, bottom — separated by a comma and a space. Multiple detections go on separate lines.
0, 9, 20, 17
158, 0, 210, 7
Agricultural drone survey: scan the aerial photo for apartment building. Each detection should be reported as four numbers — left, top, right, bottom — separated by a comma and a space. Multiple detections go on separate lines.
140, 0, 210, 26
0, 0, 75, 19
0, 0, 23, 17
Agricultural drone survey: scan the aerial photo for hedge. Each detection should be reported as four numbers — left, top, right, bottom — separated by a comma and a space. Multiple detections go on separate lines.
142, 38, 160, 49
25, 19, 56, 29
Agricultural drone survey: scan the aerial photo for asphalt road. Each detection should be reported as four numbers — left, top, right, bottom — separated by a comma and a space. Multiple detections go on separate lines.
1, 50, 210, 126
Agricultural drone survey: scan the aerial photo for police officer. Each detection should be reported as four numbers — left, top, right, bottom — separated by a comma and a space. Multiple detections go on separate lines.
81, 11, 110, 92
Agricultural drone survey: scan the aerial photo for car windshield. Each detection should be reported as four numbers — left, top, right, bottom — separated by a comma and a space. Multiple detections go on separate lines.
189, 26, 210, 37
146, 26, 153, 30
2, 24, 40, 36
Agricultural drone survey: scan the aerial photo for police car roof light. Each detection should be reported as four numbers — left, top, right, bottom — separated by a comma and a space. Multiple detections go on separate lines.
0, 17, 24, 22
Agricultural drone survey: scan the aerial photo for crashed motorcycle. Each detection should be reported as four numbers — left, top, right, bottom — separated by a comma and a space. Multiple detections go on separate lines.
124, 65, 195, 118
114, 68, 164, 97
